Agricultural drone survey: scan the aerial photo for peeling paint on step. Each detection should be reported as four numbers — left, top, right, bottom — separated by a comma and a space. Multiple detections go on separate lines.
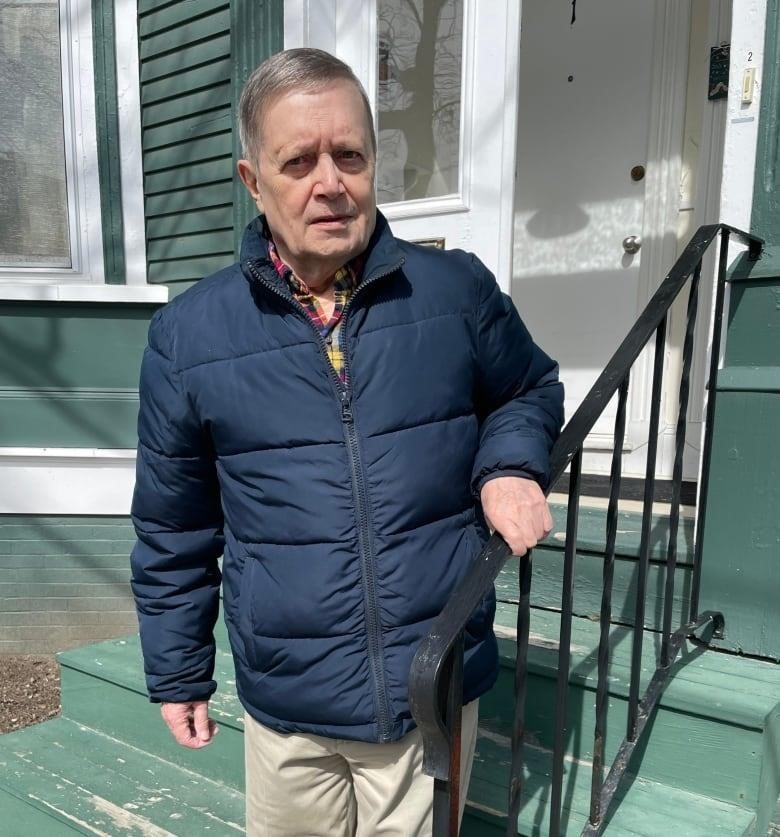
27, 794, 111, 836
90, 795, 177, 836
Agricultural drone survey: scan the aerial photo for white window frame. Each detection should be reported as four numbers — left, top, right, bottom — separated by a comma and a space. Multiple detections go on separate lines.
0, 0, 166, 303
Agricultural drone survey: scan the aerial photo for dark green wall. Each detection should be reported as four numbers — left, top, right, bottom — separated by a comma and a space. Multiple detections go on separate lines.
0, 303, 155, 448
699, 253, 780, 660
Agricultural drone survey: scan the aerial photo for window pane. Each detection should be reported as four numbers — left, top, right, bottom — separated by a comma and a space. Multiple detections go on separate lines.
0, 1, 70, 268
376, 0, 463, 204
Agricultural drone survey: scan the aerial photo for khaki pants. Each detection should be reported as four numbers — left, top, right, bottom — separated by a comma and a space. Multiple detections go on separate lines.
244, 701, 479, 837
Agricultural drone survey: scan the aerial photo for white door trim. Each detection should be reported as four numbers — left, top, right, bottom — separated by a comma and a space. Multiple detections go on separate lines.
283, 0, 522, 286
621, 0, 692, 451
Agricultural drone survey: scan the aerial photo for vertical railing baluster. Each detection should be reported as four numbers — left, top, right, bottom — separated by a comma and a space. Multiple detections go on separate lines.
690, 230, 731, 623
507, 551, 533, 836
431, 635, 464, 837
627, 317, 667, 739
550, 448, 583, 836
661, 260, 703, 666
589, 375, 629, 825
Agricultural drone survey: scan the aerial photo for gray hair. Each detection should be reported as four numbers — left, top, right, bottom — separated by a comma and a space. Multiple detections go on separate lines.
238, 48, 377, 163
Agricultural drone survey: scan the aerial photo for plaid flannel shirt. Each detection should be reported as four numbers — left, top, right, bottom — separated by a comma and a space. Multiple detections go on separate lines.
267, 239, 359, 384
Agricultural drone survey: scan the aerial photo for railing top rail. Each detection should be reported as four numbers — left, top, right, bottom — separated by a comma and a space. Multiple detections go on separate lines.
408, 223, 763, 783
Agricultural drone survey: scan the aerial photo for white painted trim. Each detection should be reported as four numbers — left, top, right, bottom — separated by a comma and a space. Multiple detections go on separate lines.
627, 0, 692, 435
283, 0, 307, 49
380, 195, 468, 220
115, 0, 149, 288
68, 0, 105, 283
0, 449, 136, 515
496, 0, 522, 288
0, 283, 168, 303
0, 448, 136, 460
719, 0, 767, 233
685, 0, 731, 434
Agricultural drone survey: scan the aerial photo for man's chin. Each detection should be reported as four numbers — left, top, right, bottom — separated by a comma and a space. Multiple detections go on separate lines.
309, 231, 367, 260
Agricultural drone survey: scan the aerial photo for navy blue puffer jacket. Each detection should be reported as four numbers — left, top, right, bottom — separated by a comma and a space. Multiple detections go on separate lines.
131, 212, 563, 743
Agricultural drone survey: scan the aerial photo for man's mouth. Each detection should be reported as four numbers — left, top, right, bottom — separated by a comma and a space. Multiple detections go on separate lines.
310, 214, 352, 225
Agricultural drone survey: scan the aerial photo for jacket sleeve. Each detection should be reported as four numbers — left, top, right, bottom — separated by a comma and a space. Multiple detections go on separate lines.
130, 309, 225, 704
470, 254, 565, 493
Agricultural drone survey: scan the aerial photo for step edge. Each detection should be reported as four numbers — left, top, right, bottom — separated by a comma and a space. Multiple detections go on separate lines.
467, 729, 759, 833
494, 630, 780, 730
0, 715, 246, 801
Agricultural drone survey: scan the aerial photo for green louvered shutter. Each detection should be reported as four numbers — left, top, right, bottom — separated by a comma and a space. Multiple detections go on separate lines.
138, 1, 283, 294
139, 0, 235, 293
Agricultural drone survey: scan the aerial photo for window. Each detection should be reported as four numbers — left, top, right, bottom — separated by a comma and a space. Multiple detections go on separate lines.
0, 1, 71, 268
0, 0, 161, 301
376, 0, 464, 204
0, 0, 107, 285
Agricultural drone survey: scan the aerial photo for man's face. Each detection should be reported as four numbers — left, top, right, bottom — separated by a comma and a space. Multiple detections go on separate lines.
239, 80, 377, 287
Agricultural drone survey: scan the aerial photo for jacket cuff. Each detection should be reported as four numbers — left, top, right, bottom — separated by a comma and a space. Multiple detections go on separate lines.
473, 468, 541, 498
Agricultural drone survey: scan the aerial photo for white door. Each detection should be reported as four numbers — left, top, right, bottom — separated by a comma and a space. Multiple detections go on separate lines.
286, 0, 692, 479
284, 0, 520, 284
511, 1, 690, 477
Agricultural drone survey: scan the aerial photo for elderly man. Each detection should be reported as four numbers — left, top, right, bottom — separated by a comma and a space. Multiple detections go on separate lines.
131, 48, 563, 836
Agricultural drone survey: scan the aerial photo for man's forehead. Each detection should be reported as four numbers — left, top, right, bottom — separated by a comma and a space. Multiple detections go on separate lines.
260, 83, 373, 153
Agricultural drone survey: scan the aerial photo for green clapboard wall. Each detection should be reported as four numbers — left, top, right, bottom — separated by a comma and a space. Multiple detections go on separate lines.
698, 253, 780, 660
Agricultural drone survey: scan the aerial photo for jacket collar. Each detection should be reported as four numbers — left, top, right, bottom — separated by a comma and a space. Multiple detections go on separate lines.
239, 210, 404, 293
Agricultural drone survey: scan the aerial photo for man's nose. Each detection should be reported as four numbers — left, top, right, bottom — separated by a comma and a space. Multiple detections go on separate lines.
313, 155, 343, 197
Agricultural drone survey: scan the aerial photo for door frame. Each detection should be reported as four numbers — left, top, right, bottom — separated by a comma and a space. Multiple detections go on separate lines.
283, 0, 522, 284
571, 0, 693, 475
282, 1, 755, 483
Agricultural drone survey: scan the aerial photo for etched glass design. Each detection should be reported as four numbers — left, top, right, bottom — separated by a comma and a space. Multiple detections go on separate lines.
376, 0, 463, 203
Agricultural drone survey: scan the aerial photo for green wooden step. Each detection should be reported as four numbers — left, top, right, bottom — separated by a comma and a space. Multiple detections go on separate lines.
463, 727, 757, 837
58, 633, 246, 790
484, 607, 780, 822
516, 502, 695, 631
0, 717, 244, 836
0, 786, 81, 836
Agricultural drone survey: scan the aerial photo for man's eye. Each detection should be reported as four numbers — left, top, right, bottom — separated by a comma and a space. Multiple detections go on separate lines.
284, 156, 311, 171
337, 150, 364, 167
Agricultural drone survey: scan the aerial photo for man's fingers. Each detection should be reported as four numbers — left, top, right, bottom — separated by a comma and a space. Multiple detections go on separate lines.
479, 475, 554, 556
492, 508, 551, 556
161, 701, 216, 749
193, 700, 215, 744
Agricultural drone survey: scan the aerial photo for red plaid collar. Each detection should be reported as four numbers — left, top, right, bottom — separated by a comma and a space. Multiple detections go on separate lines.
266, 237, 362, 295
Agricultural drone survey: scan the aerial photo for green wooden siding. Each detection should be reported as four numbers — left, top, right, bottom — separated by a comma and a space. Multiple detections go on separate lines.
753, 0, 780, 244
0, 516, 137, 654
0, 303, 154, 448
139, 0, 235, 292
138, 0, 283, 294
699, 259, 780, 660
92, 0, 125, 284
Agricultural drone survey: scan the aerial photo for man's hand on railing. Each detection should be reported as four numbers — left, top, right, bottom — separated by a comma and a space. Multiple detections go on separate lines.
480, 475, 553, 557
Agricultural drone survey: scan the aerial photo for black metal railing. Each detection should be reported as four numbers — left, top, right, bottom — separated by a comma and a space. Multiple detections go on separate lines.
408, 225, 763, 837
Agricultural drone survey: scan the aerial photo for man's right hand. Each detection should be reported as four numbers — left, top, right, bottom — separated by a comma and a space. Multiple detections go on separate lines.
161, 700, 218, 749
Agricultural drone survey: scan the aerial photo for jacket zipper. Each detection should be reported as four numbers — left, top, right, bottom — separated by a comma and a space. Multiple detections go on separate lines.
246, 258, 403, 741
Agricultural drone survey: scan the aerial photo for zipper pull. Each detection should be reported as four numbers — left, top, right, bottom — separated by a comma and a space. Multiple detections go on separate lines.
341, 391, 353, 423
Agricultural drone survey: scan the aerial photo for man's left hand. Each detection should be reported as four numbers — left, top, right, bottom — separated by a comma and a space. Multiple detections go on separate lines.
480, 476, 553, 556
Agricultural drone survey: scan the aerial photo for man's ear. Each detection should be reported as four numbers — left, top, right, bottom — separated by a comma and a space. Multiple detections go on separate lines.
237, 159, 263, 212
